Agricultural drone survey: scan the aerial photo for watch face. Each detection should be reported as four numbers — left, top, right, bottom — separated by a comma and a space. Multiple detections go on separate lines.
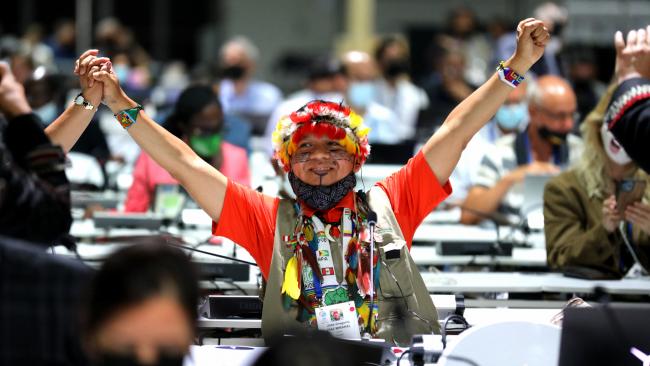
75, 95, 93, 109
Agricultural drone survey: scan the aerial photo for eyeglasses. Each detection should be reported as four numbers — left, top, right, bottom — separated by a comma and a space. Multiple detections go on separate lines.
290, 146, 353, 163
536, 106, 578, 122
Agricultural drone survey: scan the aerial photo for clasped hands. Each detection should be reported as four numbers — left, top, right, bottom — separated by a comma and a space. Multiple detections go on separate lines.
73, 50, 132, 114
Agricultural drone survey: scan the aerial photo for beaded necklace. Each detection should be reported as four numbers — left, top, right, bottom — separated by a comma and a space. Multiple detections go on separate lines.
281, 193, 380, 334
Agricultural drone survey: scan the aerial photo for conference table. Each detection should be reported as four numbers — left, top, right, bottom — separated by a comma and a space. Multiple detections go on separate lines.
189, 306, 564, 366
421, 271, 650, 296
195, 306, 561, 332
59, 216, 650, 299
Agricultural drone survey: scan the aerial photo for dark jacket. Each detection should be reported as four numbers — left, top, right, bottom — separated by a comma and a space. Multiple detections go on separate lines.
0, 235, 93, 365
0, 113, 71, 245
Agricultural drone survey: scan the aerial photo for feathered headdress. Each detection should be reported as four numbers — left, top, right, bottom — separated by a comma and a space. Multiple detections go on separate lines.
272, 100, 371, 172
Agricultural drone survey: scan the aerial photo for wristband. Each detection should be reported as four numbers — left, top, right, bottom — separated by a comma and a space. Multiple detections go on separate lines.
496, 61, 525, 88
114, 104, 143, 130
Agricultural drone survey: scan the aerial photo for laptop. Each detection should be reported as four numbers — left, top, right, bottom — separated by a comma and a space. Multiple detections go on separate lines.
520, 174, 554, 230
559, 305, 650, 366
153, 183, 191, 220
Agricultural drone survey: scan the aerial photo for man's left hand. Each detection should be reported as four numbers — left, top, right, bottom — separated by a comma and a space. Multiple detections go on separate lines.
512, 18, 550, 71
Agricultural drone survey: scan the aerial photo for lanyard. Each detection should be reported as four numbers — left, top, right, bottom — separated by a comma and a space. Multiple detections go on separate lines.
304, 210, 354, 302
521, 132, 562, 166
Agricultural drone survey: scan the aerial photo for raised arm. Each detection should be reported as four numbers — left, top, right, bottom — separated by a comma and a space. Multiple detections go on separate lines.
421, 18, 549, 185
45, 50, 108, 153
88, 63, 228, 222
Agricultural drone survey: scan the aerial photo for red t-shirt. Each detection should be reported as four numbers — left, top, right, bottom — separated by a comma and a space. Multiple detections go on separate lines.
213, 150, 452, 279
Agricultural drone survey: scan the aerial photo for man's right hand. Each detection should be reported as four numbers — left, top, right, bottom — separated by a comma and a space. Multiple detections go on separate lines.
0, 62, 31, 118
602, 194, 622, 233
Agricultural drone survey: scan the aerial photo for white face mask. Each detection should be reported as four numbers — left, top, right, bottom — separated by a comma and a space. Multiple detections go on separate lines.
601, 123, 632, 165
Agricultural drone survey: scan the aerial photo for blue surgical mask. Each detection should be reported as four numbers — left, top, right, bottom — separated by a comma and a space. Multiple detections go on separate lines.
34, 101, 59, 126
114, 64, 130, 84
347, 81, 376, 109
494, 103, 528, 131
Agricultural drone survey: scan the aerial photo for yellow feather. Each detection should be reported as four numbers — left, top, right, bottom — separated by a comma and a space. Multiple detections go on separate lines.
281, 256, 301, 300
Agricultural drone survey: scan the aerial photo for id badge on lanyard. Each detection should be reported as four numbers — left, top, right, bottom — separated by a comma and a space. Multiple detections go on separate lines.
315, 301, 361, 339
312, 209, 361, 339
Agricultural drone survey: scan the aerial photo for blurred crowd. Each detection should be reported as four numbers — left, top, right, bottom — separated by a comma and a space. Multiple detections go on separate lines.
3, 2, 650, 365
0, 3, 609, 205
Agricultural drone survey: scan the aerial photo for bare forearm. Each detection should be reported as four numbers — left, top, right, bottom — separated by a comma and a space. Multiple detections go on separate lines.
105, 94, 228, 220
422, 57, 531, 184
45, 103, 96, 153
461, 178, 514, 224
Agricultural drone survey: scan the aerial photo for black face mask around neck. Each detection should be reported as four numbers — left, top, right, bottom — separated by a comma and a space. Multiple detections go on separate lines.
538, 126, 568, 146
288, 172, 357, 211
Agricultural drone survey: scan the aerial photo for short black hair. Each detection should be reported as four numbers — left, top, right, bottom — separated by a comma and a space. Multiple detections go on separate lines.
165, 84, 223, 138
82, 241, 199, 337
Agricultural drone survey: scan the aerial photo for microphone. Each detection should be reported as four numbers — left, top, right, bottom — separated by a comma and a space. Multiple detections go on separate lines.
164, 240, 258, 267
442, 201, 514, 227
440, 202, 520, 255
367, 210, 378, 335
367, 211, 377, 226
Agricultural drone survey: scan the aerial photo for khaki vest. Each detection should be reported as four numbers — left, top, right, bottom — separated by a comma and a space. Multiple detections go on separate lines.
261, 187, 440, 346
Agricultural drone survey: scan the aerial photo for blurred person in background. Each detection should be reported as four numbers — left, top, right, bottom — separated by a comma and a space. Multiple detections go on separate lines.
0, 61, 90, 365
544, 84, 650, 278
565, 45, 607, 132
217, 36, 283, 135
447, 81, 528, 204
95, 18, 153, 99
124, 84, 251, 212
340, 50, 402, 145
46, 19, 77, 71
461, 75, 582, 224
418, 43, 477, 139
19, 23, 54, 70
441, 6, 493, 85
24, 73, 62, 125
82, 243, 198, 366
373, 35, 429, 141
8, 52, 36, 85
495, 2, 568, 77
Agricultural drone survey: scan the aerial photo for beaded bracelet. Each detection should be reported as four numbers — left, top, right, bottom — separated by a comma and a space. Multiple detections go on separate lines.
496, 61, 525, 88
114, 104, 144, 130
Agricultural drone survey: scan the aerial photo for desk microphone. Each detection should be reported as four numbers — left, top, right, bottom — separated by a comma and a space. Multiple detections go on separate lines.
442, 202, 515, 255
367, 210, 378, 335
164, 240, 258, 267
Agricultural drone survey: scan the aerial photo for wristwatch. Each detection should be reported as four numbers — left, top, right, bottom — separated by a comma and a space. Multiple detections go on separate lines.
74, 93, 95, 110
